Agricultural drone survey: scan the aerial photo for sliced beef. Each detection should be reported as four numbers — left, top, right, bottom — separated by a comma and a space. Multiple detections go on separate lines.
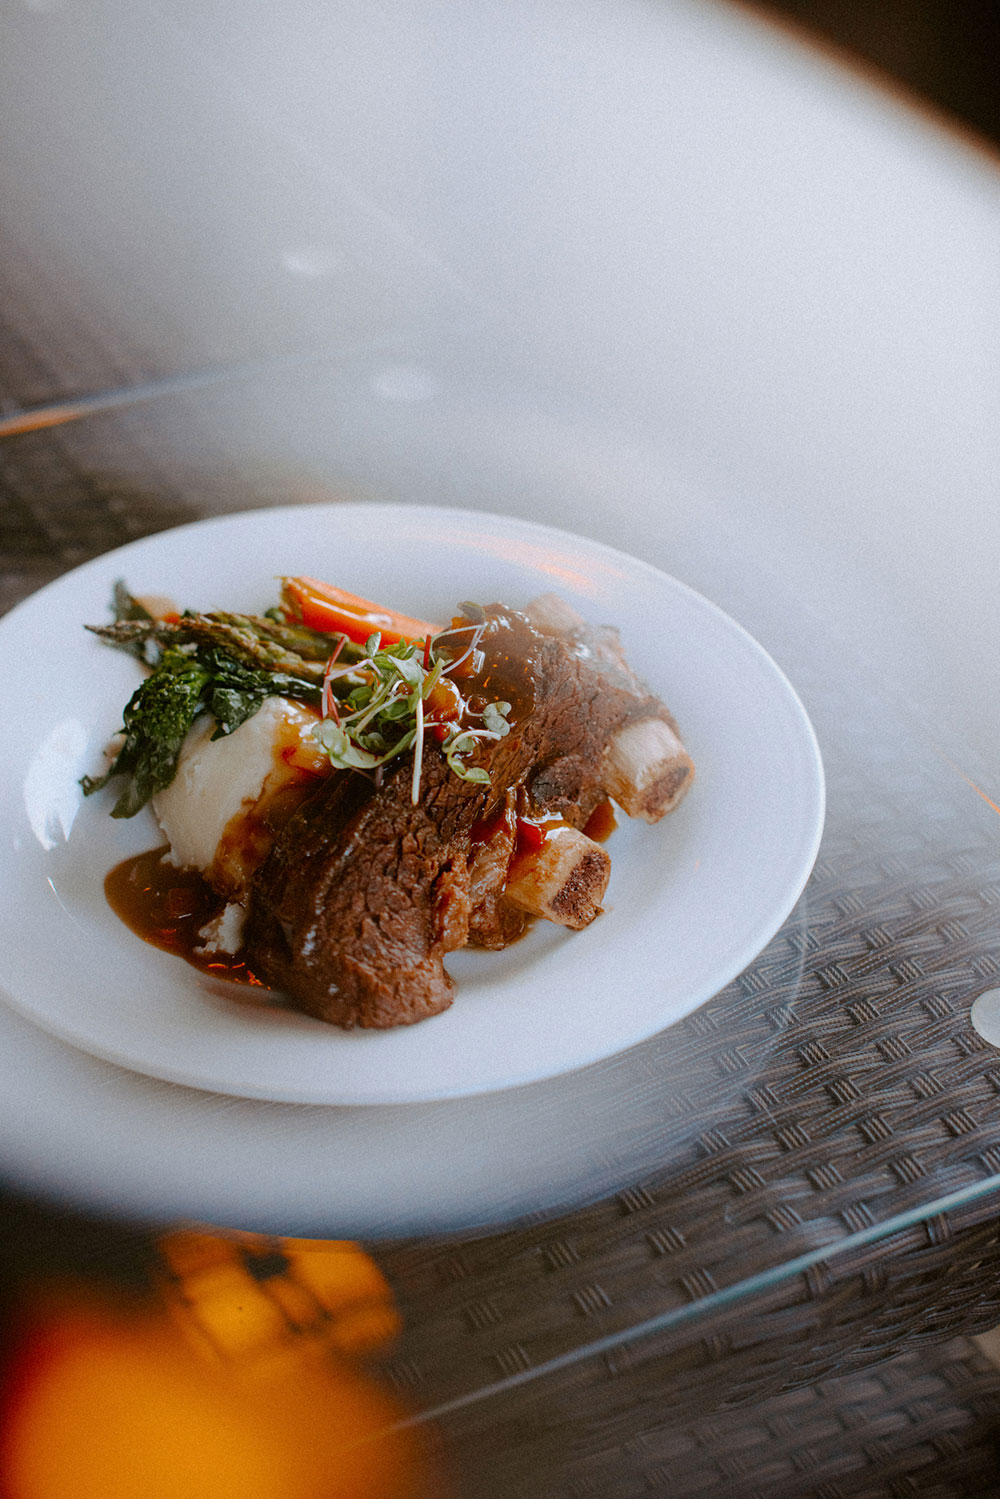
244, 754, 479, 1027
245, 603, 688, 1028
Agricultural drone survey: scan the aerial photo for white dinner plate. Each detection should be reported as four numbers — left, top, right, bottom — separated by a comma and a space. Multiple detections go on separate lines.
0, 504, 824, 1104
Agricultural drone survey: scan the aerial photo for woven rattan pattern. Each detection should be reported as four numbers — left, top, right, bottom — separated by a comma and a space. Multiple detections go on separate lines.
436, 1334, 1000, 1498
359, 639, 1000, 1485
0, 233, 159, 409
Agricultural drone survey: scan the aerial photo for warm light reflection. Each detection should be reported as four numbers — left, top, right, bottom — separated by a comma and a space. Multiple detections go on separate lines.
0, 1231, 446, 1499
956, 773, 1000, 820
448, 528, 627, 596
936, 750, 1000, 820
157, 1230, 403, 1374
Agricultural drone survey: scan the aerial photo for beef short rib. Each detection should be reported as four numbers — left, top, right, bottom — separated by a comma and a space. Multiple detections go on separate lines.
245, 603, 690, 1027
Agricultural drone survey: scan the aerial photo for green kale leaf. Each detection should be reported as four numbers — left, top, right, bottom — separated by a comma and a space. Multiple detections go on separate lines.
81, 647, 212, 818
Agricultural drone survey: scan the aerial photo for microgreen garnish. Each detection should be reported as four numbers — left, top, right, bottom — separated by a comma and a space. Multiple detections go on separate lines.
482, 701, 512, 737
431, 621, 485, 677
309, 623, 511, 803
441, 730, 493, 786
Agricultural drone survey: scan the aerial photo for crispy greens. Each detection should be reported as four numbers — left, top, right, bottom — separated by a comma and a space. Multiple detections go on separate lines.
312, 629, 512, 801
80, 641, 325, 819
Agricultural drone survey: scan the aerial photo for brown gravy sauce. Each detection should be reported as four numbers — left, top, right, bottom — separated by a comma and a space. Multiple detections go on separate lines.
583, 798, 618, 843
104, 848, 268, 990
448, 608, 540, 722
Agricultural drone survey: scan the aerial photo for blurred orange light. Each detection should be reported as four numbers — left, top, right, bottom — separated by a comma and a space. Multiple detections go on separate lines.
0, 1236, 445, 1499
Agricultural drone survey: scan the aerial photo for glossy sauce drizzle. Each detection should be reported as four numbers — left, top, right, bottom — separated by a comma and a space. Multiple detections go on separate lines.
583, 799, 618, 843
513, 800, 617, 852
463, 609, 540, 721
105, 848, 267, 990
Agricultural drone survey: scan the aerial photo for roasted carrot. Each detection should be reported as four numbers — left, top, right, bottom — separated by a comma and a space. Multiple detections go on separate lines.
281, 576, 440, 648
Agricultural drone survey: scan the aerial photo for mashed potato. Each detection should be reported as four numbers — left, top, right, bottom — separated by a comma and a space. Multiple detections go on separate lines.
153, 696, 327, 897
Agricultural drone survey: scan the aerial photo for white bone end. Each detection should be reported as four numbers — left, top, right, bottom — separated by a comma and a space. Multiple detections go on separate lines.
505, 826, 611, 930
603, 717, 694, 823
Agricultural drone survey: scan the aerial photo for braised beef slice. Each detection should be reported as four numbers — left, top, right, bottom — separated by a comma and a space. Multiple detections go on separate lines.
244, 756, 479, 1028
245, 604, 674, 1028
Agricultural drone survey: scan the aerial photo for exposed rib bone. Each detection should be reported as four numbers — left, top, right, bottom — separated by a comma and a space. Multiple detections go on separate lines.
504, 826, 611, 930
603, 716, 694, 822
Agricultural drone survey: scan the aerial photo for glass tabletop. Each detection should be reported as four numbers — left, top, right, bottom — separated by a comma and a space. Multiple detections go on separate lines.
2, 2, 1000, 1495
4, 352, 1000, 1489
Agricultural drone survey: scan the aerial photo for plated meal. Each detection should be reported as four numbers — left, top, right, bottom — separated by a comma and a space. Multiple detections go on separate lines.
84, 576, 694, 1030
0, 504, 823, 1103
